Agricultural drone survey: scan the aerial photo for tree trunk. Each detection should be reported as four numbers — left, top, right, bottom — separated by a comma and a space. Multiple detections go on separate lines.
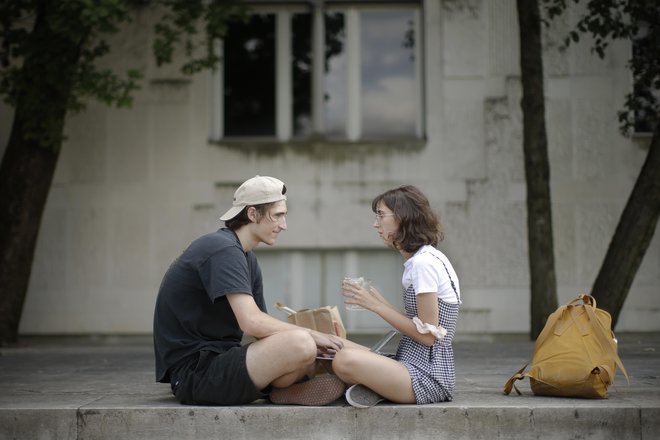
591, 126, 660, 327
0, 127, 60, 345
0, 5, 82, 345
517, 0, 558, 340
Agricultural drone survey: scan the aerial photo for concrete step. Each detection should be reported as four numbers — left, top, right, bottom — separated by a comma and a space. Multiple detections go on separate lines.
1, 333, 659, 440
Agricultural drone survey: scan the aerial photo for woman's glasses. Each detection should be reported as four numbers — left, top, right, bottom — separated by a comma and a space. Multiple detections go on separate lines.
374, 211, 396, 224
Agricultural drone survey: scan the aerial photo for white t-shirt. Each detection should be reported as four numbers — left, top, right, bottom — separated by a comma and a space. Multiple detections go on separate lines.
402, 245, 460, 304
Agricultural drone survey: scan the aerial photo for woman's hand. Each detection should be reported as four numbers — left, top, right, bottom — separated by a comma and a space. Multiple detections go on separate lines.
342, 279, 384, 312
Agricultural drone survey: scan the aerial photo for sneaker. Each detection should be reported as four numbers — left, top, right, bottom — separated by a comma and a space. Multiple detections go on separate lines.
345, 384, 384, 408
269, 374, 346, 406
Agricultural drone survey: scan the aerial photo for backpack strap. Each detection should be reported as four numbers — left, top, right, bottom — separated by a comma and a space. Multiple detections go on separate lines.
594, 364, 614, 384
504, 302, 569, 396
503, 364, 528, 395
567, 306, 590, 336
567, 294, 628, 383
532, 302, 566, 354
556, 294, 628, 383
582, 297, 629, 383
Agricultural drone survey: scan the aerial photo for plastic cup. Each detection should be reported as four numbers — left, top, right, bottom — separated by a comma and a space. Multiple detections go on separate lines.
342, 277, 370, 311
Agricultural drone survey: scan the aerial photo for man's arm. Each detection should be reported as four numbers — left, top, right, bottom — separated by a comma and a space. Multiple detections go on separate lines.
226, 292, 344, 352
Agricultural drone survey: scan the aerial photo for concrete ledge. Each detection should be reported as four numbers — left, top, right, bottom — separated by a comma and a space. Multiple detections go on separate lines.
3, 402, 658, 440
1, 333, 659, 440
1, 409, 77, 440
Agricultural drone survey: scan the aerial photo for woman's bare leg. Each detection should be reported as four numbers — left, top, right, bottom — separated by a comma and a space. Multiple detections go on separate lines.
332, 347, 416, 403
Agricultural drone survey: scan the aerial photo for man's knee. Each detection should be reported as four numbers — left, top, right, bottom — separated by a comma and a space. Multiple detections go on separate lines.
283, 329, 317, 363
245, 329, 318, 389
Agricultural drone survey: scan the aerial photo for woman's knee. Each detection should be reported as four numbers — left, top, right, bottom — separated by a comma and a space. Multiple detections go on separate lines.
332, 348, 362, 379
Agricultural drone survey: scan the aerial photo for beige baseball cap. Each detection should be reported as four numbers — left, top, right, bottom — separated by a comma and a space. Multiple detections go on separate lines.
219, 175, 287, 221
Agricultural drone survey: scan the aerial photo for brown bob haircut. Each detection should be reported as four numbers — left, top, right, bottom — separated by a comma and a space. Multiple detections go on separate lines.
371, 185, 444, 254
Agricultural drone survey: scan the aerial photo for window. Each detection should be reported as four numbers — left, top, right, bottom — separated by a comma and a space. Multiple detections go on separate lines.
223, 14, 276, 136
210, 1, 423, 142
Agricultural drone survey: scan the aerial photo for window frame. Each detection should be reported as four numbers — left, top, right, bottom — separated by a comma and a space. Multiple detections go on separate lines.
210, 1, 425, 144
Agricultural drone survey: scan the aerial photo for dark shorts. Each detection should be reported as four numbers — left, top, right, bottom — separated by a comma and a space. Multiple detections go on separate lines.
169, 344, 265, 405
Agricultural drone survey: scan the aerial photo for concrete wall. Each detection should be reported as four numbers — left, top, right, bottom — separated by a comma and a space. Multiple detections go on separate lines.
13, 0, 659, 336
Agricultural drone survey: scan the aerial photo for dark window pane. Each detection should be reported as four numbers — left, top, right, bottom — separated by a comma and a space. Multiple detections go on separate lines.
292, 12, 347, 138
224, 14, 276, 136
324, 12, 346, 138
361, 10, 416, 137
292, 13, 312, 136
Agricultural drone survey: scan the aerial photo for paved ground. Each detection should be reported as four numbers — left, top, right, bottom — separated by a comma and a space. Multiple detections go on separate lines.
0, 332, 659, 440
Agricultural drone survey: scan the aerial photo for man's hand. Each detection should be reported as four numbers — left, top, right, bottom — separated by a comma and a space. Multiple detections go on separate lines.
310, 331, 343, 356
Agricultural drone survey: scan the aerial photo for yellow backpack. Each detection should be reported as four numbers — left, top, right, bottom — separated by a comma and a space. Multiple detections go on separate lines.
504, 294, 628, 398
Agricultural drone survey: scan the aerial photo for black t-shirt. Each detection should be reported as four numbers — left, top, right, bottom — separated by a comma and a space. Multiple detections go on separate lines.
153, 228, 266, 382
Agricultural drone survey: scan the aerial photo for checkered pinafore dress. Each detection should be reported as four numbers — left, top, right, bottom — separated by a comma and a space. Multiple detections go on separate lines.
395, 253, 460, 404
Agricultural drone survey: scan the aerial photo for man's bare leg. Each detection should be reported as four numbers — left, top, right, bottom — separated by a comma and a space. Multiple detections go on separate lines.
245, 329, 317, 390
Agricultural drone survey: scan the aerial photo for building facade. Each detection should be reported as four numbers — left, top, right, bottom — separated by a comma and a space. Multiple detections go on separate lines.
4, 0, 658, 336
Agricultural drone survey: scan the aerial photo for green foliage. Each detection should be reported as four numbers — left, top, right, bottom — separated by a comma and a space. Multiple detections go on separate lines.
542, 0, 660, 135
0, 0, 245, 147
153, 0, 246, 75
0, 0, 139, 146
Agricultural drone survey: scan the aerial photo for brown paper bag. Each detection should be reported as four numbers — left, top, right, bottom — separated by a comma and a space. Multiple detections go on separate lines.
275, 302, 347, 338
